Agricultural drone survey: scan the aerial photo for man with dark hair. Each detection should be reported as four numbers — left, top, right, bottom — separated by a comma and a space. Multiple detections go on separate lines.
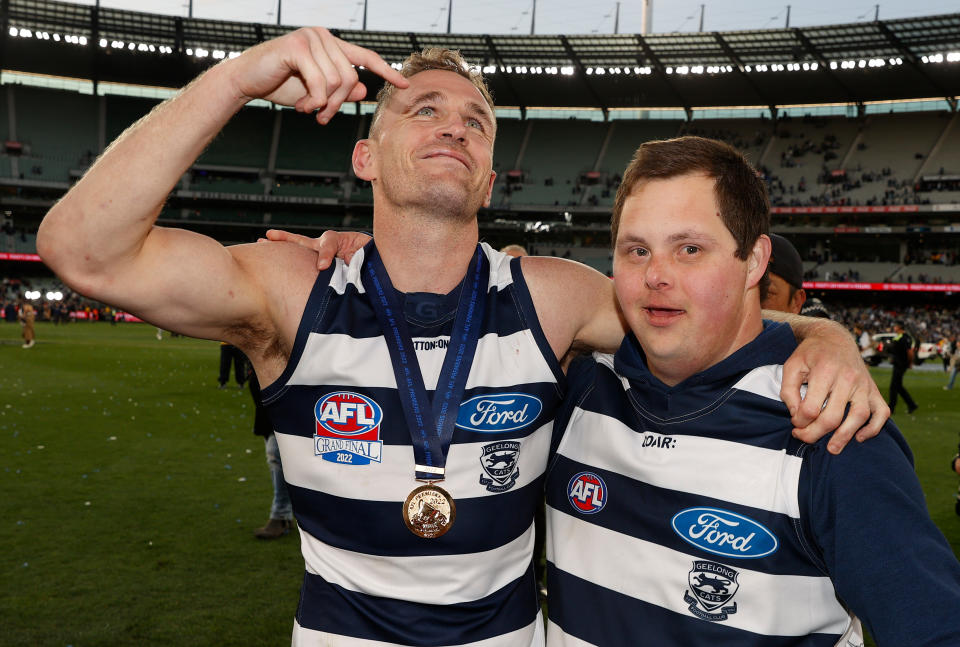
38, 30, 887, 646
545, 136, 960, 646
761, 233, 807, 314
888, 321, 919, 415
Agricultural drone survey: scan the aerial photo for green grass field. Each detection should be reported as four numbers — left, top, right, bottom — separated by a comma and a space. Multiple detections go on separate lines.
2, 321, 959, 645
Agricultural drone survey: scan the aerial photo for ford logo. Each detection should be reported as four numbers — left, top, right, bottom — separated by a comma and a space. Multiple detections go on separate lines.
456, 393, 542, 433
671, 507, 778, 559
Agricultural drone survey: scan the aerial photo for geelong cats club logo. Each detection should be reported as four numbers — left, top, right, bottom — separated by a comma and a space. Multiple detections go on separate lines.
479, 441, 521, 492
313, 392, 383, 466
684, 560, 740, 622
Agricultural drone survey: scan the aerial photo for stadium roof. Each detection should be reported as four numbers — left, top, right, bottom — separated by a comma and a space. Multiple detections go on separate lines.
1, 0, 958, 112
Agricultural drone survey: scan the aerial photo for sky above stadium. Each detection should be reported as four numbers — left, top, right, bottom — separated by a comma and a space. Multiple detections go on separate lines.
62, 0, 958, 35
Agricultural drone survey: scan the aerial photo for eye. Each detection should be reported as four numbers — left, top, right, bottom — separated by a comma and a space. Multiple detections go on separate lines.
630, 247, 649, 258
466, 117, 484, 131
681, 245, 700, 255
417, 106, 435, 116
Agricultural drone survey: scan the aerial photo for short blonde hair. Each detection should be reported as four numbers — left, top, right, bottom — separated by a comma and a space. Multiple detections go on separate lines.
369, 48, 495, 136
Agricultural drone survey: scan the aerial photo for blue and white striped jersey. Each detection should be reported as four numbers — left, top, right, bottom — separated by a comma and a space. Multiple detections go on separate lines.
261, 242, 563, 646
546, 322, 960, 646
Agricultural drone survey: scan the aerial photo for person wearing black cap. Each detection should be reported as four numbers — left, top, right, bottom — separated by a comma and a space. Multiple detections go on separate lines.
761, 233, 807, 314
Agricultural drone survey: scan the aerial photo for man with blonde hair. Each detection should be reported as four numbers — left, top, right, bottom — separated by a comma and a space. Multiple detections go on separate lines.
39, 30, 885, 646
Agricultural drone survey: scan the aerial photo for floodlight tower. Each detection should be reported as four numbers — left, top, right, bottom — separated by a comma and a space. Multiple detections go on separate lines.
641, 0, 653, 34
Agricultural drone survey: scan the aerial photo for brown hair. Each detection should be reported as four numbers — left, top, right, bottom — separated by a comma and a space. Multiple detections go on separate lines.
611, 136, 770, 261
370, 48, 495, 136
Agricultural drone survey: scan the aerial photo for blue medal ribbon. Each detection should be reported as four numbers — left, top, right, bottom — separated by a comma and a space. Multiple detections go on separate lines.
362, 242, 489, 482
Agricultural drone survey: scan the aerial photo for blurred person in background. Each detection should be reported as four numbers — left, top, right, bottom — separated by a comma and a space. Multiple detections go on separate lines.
944, 334, 960, 390
853, 323, 874, 363
801, 296, 832, 320
19, 300, 35, 348
218, 342, 248, 389
888, 321, 918, 415
249, 369, 295, 539
760, 233, 806, 314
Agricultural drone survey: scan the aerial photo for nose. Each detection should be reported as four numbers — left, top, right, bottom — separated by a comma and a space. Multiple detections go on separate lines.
643, 254, 671, 290
438, 114, 468, 144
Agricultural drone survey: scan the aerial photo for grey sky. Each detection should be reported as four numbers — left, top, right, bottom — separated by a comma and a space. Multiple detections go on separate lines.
63, 0, 959, 35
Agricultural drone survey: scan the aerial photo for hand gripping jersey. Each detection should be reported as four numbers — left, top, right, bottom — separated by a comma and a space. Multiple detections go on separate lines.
261, 242, 563, 647
546, 323, 960, 646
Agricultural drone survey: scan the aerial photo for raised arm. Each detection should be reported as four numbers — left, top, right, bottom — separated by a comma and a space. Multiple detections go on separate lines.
37, 29, 406, 349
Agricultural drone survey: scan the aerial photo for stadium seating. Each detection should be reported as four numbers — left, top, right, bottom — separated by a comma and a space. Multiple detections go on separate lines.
275, 109, 361, 173
506, 119, 609, 207
197, 104, 274, 168
10, 85, 98, 182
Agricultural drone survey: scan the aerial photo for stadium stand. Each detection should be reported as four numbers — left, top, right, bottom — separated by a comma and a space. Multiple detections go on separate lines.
105, 94, 160, 144
275, 109, 361, 173
11, 84, 98, 183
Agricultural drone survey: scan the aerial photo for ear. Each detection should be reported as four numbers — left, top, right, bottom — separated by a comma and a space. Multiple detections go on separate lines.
791, 287, 807, 314
481, 170, 497, 208
352, 139, 375, 181
746, 234, 771, 289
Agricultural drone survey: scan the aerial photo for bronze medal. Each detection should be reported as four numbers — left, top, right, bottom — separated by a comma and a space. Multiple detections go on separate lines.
403, 484, 456, 539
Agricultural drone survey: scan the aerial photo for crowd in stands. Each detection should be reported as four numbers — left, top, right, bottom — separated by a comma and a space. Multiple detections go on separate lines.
826, 301, 959, 346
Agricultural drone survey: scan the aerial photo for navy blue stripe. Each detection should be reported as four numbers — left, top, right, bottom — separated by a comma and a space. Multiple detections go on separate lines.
508, 256, 567, 391
297, 562, 538, 645
547, 563, 843, 647
547, 455, 822, 577
268, 382, 558, 443
582, 362, 802, 454
291, 476, 543, 557
261, 264, 337, 403
318, 280, 531, 341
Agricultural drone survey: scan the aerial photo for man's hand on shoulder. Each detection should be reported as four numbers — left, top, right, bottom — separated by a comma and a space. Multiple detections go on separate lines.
777, 316, 890, 455
261, 229, 371, 270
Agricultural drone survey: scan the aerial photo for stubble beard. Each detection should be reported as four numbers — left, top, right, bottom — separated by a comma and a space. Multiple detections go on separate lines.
381, 172, 484, 224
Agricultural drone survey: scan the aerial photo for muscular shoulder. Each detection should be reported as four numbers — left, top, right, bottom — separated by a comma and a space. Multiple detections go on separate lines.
520, 256, 624, 360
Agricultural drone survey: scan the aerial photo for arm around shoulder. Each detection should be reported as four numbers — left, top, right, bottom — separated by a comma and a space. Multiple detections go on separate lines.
521, 256, 625, 362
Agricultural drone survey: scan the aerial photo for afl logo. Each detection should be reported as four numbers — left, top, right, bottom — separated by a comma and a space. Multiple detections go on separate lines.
314, 392, 383, 439
567, 471, 607, 514
456, 393, 542, 433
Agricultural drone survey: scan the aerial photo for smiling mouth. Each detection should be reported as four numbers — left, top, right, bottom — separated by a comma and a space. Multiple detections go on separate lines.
424, 151, 470, 169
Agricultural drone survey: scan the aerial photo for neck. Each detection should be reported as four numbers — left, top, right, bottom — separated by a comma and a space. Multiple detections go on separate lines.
373, 209, 480, 294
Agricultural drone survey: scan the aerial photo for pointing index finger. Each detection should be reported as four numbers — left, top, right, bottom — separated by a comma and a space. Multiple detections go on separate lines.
338, 40, 409, 89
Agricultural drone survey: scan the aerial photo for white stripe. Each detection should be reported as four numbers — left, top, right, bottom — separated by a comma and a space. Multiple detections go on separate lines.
545, 621, 597, 647
288, 330, 556, 391
301, 520, 535, 605
293, 613, 543, 647
330, 247, 367, 296
557, 408, 802, 518
329, 244, 514, 297
481, 242, 516, 292
276, 421, 552, 503
548, 508, 855, 637
733, 364, 784, 402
